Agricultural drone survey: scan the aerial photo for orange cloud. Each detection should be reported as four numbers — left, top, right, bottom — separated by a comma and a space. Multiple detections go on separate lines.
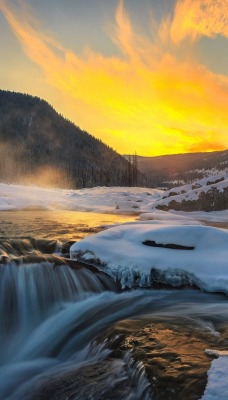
0, 0, 228, 156
185, 129, 227, 152
171, 0, 228, 43
188, 140, 226, 153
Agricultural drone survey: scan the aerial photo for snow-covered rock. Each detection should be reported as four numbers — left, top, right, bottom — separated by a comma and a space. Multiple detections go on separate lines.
70, 221, 228, 293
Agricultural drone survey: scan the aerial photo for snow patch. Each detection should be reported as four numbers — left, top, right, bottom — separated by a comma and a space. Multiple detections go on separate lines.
201, 351, 228, 400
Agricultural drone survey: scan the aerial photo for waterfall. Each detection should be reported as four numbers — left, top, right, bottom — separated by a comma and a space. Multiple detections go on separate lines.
0, 261, 153, 400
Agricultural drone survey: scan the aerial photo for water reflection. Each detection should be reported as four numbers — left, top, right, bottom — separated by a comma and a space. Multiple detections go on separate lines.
0, 210, 136, 241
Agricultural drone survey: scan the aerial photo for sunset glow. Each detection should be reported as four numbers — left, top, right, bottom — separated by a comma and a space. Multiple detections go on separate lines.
0, 0, 227, 156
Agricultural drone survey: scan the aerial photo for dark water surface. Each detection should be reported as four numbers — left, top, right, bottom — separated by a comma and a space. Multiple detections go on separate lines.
0, 210, 227, 400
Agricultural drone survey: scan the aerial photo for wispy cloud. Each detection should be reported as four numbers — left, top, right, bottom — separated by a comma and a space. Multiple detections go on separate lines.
0, 0, 227, 155
171, 0, 228, 43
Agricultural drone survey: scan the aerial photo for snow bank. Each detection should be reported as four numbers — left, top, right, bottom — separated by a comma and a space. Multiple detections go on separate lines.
70, 221, 228, 293
0, 183, 161, 213
138, 209, 228, 224
138, 210, 201, 222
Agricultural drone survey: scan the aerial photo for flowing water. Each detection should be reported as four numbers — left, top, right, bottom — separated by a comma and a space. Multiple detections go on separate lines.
0, 211, 227, 400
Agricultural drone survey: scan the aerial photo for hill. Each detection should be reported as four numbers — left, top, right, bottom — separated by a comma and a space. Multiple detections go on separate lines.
137, 151, 228, 188
0, 90, 144, 188
153, 172, 228, 212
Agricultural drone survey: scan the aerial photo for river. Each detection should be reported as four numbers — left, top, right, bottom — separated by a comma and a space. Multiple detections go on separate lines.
0, 211, 227, 400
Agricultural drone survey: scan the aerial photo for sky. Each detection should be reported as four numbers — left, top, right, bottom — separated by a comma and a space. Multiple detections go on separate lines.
0, 0, 227, 156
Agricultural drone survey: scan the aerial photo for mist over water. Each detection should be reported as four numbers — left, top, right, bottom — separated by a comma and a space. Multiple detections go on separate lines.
0, 210, 227, 400
0, 142, 71, 188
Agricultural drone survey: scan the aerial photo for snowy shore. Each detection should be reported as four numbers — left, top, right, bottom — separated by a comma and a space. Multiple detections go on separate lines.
0, 181, 227, 223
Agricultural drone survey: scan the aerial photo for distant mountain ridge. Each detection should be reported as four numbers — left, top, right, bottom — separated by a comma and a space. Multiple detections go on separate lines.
0, 90, 144, 188
136, 151, 228, 187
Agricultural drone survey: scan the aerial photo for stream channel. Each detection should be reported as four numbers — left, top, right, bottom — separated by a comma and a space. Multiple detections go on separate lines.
0, 210, 227, 400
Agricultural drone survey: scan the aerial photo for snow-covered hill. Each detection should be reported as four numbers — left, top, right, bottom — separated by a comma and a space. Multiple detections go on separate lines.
137, 150, 228, 187
153, 173, 228, 212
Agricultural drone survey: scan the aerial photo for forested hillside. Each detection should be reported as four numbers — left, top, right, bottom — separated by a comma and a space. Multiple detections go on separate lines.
137, 151, 228, 188
0, 90, 145, 188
